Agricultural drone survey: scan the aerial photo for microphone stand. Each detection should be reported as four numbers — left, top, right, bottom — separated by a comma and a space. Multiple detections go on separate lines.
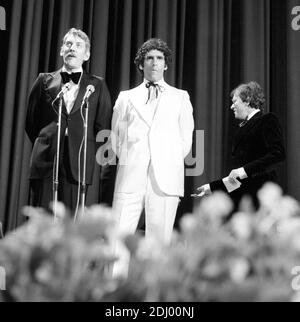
79, 99, 89, 218
53, 97, 63, 222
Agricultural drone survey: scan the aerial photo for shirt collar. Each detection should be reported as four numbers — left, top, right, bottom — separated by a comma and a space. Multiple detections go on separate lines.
61, 66, 83, 74
247, 109, 260, 120
143, 78, 166, 88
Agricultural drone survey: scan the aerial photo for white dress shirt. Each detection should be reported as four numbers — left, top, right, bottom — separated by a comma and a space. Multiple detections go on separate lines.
141, 78, 166, 124
61, 67, 82, 135
62, 66, 83, 114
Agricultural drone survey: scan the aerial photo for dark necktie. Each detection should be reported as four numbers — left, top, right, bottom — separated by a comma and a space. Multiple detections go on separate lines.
239, 117, 248, 127
60, 71, 81, 84
146, 82, 160, 103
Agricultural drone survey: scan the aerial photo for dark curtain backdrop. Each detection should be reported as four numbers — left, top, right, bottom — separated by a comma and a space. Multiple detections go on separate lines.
0, 0, 299, 233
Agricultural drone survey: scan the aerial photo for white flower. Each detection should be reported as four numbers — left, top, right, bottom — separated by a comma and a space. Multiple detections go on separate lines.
229, 258, 250, 283
35, 262, 53, 284
276, 218, 300, 237
136, 236, 164, 260
49, 201, 67, 221
257, 182, 283, 209
200, 191, 233, 220
258, 215, 277, 234
230, 212, 253, 239
291, 235, 300, 252
291, 291, 300, 302
202, 261, 223, 278
180, 214, 198, 234
277, 196, 300, 219
84, 204, 114, 221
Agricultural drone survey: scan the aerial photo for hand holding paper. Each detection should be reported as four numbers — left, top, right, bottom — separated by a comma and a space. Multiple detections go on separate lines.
222, 176, 241, 193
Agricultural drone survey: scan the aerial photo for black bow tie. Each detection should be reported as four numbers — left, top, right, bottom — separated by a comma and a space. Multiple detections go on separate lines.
60, 71, 81, 84
146, 82, 162, 103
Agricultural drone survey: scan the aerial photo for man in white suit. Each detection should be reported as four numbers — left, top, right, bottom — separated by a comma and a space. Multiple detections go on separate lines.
111, 38, 194, 276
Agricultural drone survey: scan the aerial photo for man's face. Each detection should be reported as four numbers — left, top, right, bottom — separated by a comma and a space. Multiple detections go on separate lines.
230, 93, 250, 120
140, 49, 167, 82
60, 34, 90, 71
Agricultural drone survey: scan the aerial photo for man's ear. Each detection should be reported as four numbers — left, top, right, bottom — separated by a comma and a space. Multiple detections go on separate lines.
84, 51, 90, 62
139, 64, 144, 71
164, 65, 168, 70
60, 47, 64, 57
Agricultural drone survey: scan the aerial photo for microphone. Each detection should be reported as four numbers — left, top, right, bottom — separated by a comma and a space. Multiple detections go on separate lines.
55, 82, 71, 100
82, 85, 95, 104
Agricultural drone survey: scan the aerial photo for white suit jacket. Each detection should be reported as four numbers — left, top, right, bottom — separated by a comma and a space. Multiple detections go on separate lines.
112, 81, 194, 197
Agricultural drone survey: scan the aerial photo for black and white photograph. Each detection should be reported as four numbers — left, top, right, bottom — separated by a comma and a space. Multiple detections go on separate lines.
0, 0, 300, 306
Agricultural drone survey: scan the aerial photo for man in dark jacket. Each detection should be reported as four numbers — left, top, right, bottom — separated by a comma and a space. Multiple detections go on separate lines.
197, 81, 285, 210
26, 28, 112, 213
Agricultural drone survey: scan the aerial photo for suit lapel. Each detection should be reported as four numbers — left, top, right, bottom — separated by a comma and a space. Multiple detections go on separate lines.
47, 70, 92, 115
128, 82, 172, 127
69, 72, 91, 115
47, 69, 68, 115
151, 83, 171, 124
232, 111, 262, 153
128, 84, 152, 127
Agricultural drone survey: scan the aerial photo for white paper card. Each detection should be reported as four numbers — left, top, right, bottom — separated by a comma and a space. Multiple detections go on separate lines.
222, 176, 242, 193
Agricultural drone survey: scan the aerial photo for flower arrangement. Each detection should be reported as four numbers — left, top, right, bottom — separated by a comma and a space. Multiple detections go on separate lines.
1, 183, 300, 302
116, 183, 300, 302
0, 204, 117, 302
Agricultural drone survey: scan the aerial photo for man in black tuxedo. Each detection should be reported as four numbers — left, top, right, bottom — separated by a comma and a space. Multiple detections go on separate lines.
26, 28, 112, 212
197, 81, 285, 210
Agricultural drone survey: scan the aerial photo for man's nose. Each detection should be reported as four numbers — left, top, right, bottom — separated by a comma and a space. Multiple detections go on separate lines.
70, 43, 76, 51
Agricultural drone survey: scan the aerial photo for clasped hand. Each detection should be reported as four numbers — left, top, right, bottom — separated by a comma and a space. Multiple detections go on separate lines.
228, 169, 242, 185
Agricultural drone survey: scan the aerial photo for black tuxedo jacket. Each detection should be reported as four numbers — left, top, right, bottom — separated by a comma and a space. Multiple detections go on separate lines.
210, 111, 285, 206
25, 70, 112, 184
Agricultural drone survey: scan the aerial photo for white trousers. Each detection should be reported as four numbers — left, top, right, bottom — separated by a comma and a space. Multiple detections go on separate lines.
112, 165, 179, 277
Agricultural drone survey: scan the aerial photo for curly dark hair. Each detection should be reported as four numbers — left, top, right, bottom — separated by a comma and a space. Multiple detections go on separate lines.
231, 81, 266, 111
134, 38, 172, 74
